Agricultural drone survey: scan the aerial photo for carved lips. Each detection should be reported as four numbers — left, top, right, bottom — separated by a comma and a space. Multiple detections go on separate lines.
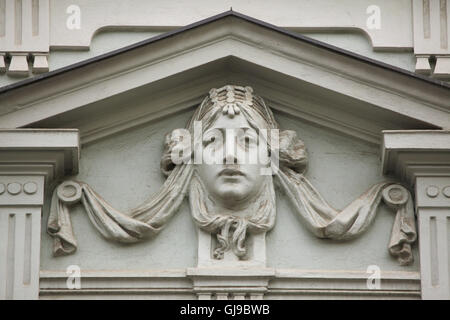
218, 166, 244, 177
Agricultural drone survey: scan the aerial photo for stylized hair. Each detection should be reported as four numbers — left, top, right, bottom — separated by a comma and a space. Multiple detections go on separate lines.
160, 85, 306, 259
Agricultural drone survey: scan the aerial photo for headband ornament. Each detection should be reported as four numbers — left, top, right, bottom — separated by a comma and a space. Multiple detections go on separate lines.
209, 85, 254, 118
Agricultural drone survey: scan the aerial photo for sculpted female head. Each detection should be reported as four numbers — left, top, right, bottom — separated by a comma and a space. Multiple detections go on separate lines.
161, 85, 308, 259
196, 111, 268, 210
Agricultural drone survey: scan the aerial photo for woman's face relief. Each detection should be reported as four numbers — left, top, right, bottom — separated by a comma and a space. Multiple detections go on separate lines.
195, 112, 268, 210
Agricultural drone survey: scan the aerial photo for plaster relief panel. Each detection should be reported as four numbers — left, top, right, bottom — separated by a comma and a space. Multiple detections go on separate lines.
42, 86, 418, 274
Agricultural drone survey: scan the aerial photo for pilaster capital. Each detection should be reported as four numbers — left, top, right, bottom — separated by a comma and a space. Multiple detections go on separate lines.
415, 176, 450, 209
0, 129, 79, 300
0, 176, 44, 206
382, 130, 450, 300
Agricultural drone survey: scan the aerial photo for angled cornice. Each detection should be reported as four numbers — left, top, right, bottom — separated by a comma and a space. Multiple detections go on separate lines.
0, 11, 448, 145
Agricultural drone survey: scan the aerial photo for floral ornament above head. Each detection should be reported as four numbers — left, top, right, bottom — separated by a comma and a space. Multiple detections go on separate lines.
209, 85, 254, 118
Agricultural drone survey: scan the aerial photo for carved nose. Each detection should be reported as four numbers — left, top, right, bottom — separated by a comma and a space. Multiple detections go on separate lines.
224, 135, 238, 164
224, 153, 238, 165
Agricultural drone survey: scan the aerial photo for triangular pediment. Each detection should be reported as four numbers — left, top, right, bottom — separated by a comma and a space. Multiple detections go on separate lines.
0, 11, 449, 145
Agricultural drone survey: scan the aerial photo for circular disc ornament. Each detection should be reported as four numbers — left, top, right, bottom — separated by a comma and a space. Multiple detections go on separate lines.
382, 184, 408, 208
57, 181, 82, 205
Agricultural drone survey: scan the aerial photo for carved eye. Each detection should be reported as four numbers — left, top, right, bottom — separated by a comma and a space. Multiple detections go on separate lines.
238, 133, 257, 149
203, 131, 221, 147
203, 136, 213, 146
244, 136, 254, 148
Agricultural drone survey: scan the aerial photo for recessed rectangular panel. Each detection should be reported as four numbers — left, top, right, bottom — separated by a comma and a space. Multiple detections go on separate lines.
430, 216, 439, 286
6, 214, 15, 300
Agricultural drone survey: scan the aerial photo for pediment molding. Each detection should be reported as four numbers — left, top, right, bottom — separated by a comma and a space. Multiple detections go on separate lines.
0, 12, 449, 145
23, 61, 442, 146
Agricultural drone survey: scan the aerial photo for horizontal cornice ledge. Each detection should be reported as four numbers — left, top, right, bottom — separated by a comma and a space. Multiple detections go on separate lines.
39, 268, 420, 299
381, 130, 450, 186
0, 129, 80, 181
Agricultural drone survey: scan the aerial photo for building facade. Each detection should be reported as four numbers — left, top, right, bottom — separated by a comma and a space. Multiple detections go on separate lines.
0, 0, 449, 300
